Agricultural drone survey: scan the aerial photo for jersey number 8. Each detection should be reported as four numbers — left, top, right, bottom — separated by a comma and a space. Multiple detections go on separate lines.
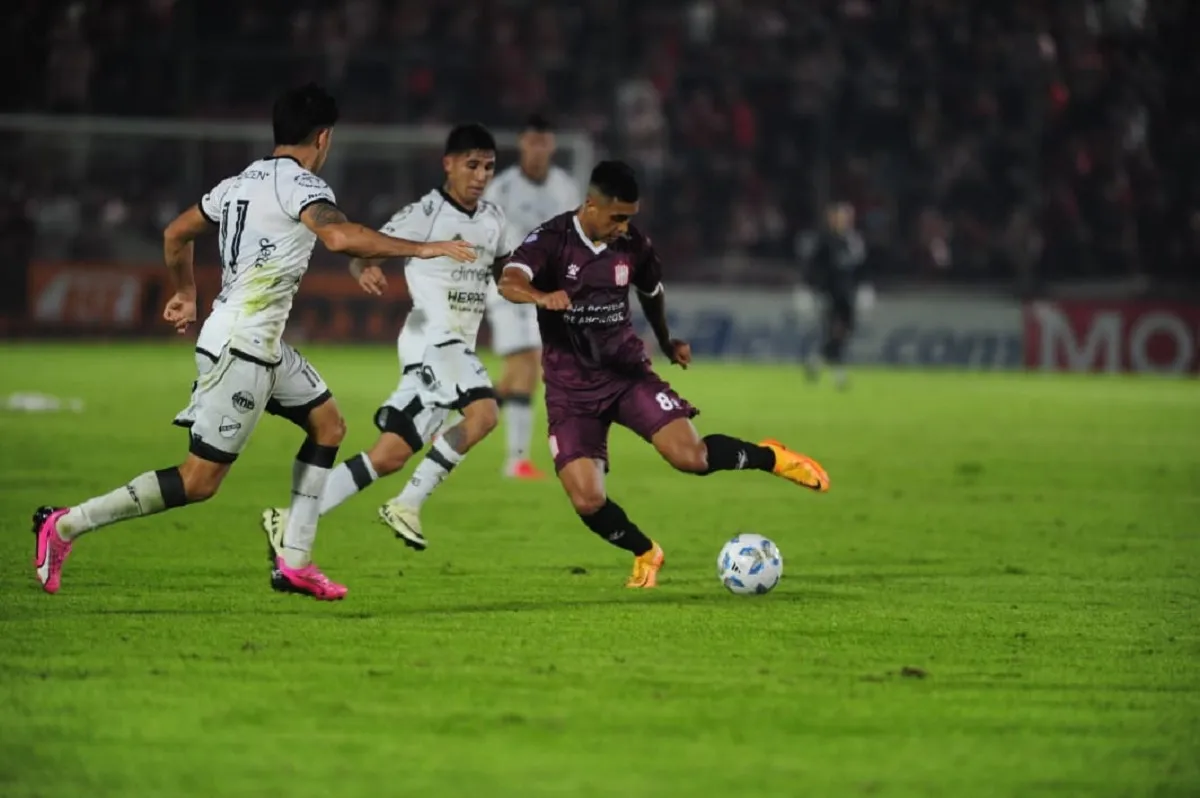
655, 392, 681, 412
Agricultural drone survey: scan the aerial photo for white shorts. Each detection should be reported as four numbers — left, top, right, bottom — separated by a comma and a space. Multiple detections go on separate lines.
486, 292, 540, 356
374, 340, 495, 452
175, 343, 331, 462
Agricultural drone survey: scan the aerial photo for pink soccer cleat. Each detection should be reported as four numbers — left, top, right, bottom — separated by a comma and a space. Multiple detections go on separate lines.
270, 557, 348, 601
32, 506, 72, 594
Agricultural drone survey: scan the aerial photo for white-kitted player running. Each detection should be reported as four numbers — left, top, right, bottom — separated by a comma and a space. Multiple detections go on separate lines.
261, 123, 511, 552
483, 114, 581, 479
30, 84, 476, 600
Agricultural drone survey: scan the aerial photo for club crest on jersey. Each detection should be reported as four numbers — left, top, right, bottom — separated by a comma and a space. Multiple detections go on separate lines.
614, 262, 629, 286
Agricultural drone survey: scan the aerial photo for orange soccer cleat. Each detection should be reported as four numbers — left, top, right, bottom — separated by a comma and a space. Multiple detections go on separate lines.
758, 439, 830, 492
625, 541, 666, 588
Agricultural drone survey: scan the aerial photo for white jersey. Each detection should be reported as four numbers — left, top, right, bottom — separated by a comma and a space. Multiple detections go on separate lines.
382, 189, 512, 366
483, 164, 580, 243
195, 155, 335, 364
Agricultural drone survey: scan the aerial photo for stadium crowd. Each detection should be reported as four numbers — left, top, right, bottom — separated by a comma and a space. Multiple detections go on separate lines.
2, 0, 1195, 287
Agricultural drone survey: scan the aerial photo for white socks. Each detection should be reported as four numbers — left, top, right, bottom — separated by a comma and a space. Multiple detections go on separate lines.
280, 442, 339, 569
396, 435, 463, 510
503, 394, 534, 464
57, 468, 186, 540
319, 453, 379, 515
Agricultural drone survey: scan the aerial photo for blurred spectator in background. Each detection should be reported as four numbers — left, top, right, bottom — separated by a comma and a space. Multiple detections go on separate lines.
0, 0, 1193, 291
797, 200, 867, 389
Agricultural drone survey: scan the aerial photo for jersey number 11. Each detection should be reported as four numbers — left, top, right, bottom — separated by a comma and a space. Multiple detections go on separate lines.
220, 200, 250, 275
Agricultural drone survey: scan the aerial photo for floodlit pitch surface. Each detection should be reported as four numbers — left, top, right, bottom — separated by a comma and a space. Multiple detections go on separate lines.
2, 342, 1197, 798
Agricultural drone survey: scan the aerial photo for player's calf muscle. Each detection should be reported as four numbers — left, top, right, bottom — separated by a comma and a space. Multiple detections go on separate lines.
178, 457, 230, 502
367, 434, 414, 476
651, 419, 708, 473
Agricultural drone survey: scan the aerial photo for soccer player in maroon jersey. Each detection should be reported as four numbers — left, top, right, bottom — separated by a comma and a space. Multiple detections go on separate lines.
498, 161, 830, 588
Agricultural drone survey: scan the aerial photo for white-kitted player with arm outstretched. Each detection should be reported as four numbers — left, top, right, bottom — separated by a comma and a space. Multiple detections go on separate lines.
260, 123, 513, 554
31, 83, 475, 601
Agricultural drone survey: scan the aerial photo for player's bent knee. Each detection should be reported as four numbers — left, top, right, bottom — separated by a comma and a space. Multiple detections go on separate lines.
306, 400, 347, 447
568, 488, 607, 517
320, 412, 347, 446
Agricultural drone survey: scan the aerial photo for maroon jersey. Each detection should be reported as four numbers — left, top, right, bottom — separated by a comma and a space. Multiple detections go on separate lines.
506, 211, 663, 397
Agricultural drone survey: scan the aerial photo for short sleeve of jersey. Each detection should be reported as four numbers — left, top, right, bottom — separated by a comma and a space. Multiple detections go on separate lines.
281, 170, 337, 221
199, 177, 234, 225
505, 226, 554, 280
631, 228, 663, 296
380, 201, 433, 240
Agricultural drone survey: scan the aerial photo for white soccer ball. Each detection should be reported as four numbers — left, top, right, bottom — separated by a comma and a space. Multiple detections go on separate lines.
717, 533, 783, 595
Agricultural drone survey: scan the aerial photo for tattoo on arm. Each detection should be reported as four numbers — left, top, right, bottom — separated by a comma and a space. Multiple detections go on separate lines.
306, 202, 347, 227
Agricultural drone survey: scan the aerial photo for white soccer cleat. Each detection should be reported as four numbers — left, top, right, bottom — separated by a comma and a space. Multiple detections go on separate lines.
378, 500, 427, 551
261, 507, 288, 562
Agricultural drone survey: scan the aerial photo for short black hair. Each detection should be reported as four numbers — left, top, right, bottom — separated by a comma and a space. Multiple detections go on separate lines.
444, 123, 496, 156
272, 83, 339, 146
524, 113, 554, 132
589, 160, 639, 203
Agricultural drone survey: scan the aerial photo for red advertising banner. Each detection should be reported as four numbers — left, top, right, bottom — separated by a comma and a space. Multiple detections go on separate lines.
24, 261, 419, 344
1024, 300, 1200, 374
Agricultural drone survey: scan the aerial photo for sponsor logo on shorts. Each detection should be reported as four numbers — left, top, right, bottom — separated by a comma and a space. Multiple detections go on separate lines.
218, 416, 242, 439
548, 435, 559, 458
419, 365, 440, 391
231, 390, 256, 413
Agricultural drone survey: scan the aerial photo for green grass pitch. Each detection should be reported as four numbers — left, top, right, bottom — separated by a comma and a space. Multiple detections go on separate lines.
1, 341, 1197, 798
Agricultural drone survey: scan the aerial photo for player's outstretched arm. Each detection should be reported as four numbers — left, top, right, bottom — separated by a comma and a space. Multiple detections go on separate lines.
637, 284, 691, 369
301, 202, 475, 262
498, 265, 570, 310
161, 204, 213, 334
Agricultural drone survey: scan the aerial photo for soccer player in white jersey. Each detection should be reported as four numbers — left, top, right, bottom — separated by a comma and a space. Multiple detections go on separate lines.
260, 123, 511, 553
483, 114, 581, 479
30, 84, 476, 600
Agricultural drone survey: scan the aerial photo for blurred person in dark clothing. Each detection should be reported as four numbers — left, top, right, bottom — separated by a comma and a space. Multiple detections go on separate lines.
797, 201, 867, 390
0, 195, 34, 322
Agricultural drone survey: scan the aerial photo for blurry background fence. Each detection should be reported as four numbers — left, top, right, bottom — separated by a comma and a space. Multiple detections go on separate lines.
0, 0, 1197, 373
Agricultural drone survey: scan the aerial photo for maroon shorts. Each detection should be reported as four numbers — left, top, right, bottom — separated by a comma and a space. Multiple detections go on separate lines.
545, 374, 699, 472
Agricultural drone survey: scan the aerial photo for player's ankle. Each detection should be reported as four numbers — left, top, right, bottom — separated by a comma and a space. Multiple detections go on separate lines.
279, 547, 311, 570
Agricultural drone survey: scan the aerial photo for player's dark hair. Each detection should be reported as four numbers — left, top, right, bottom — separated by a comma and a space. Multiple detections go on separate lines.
524, 113, 554, 132
272, 83, 339, 146
444, 123, 497, 155
589, 160, 639, 203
